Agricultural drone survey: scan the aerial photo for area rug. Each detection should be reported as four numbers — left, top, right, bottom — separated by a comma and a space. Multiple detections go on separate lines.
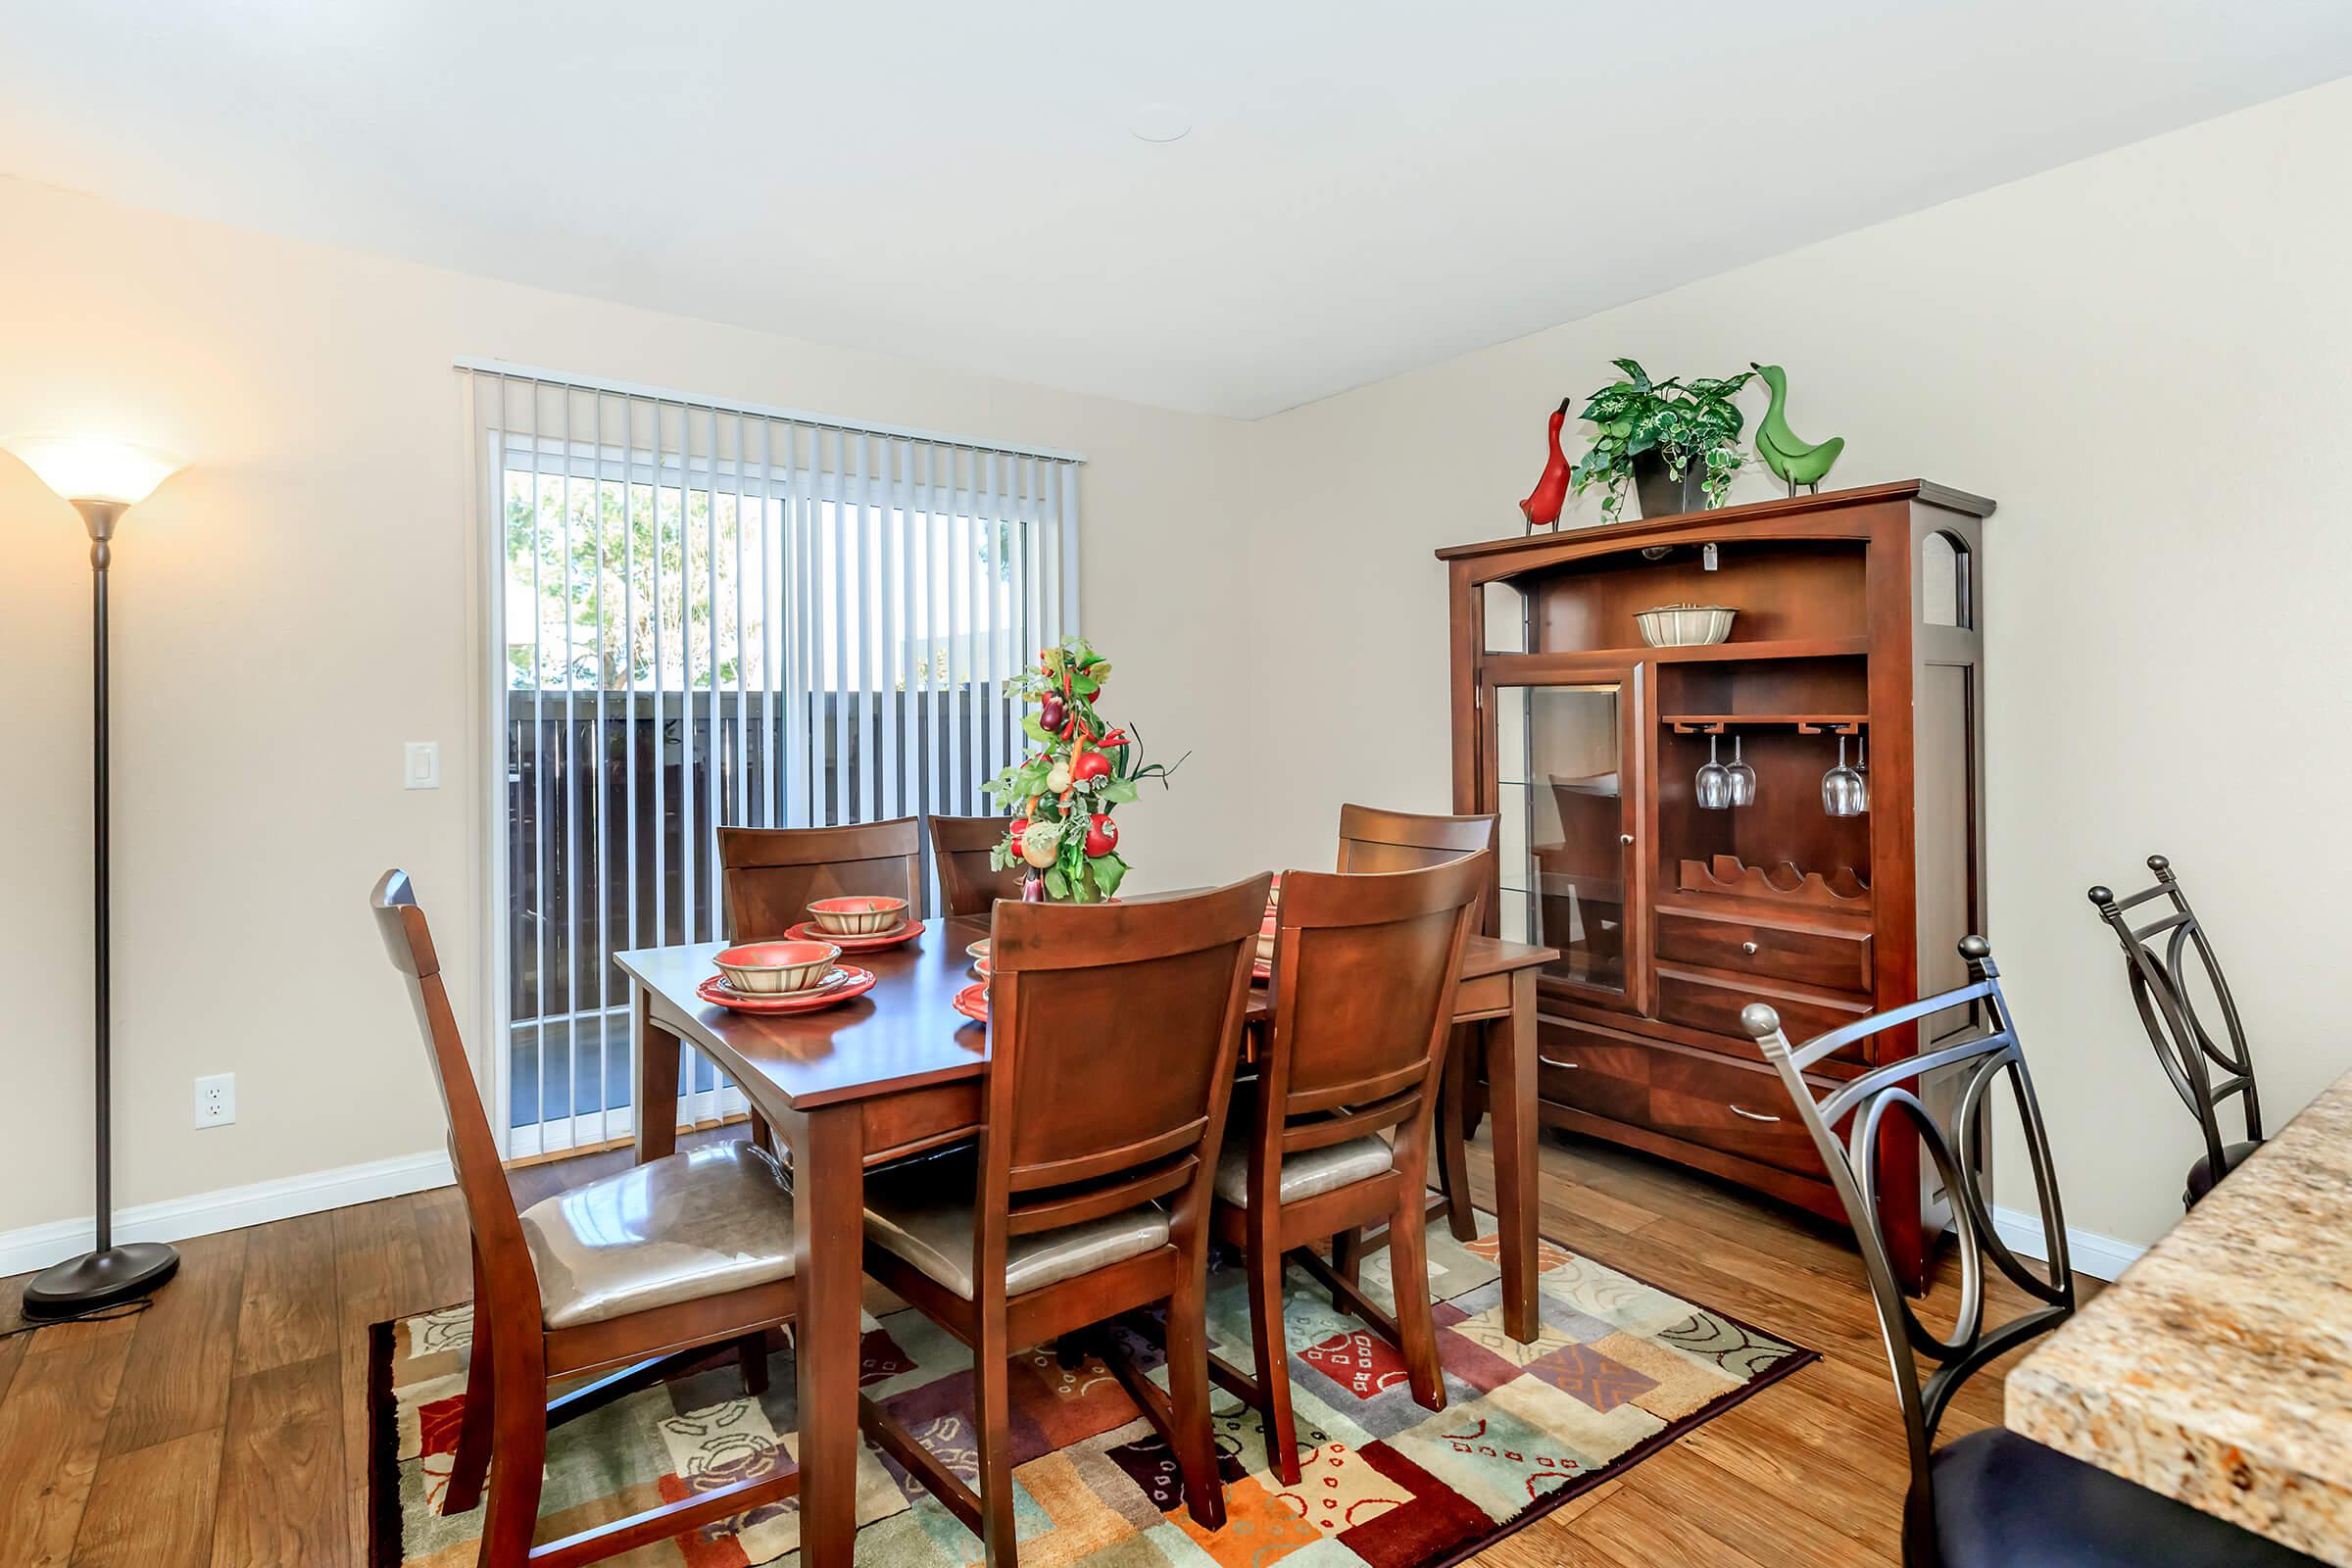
369, 1210, 1813, 1566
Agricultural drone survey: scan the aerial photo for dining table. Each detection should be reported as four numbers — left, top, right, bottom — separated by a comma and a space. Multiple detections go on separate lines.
615, 909, 1557, 1568
2006, 1064, 2352, 1566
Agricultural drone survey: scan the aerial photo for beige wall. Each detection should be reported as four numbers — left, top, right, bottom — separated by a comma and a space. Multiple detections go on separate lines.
1238, 77, 2352, 1251
0, 172, 1252, 1238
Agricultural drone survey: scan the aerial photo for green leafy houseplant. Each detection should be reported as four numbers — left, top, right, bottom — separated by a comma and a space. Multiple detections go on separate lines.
982, 636, 1183, 903
1568, 359, 1755, 521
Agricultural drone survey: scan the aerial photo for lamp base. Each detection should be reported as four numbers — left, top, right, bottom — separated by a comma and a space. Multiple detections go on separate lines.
22, 1242, 179, 1317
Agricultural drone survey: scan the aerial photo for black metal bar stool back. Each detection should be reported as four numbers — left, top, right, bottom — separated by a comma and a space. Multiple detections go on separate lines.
1743, 938, 2316, 1568
2087, 856, 2263, 1208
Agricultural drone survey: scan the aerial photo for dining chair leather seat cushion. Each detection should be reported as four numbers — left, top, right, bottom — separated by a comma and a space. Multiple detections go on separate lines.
1212, 1126, 1395, 1207
2183, 1140, 2262, 1203
1932, 1428, 2320, 1568
520, 1142, 797, 1331
862, 1149, 1171, 1300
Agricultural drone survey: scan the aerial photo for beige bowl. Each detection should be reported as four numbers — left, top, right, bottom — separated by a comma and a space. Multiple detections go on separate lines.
714, 940, 841, 994
1634, 604, 1736, 648
807, 895, 909, 936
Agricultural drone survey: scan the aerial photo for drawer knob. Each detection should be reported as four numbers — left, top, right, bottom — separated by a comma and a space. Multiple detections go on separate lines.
1619, 833, 1636, 845
1729, 1102, 1782, 1123
1740, 941, 1760, 956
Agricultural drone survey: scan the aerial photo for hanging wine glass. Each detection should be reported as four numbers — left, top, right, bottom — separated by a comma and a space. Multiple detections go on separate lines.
1696, 734, 1733, 810
1822, 734, 1866, 817
1851, 731, 1870, 814
1727, 734, 1757, 808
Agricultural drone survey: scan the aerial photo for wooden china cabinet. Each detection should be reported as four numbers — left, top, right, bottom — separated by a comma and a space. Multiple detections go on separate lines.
1439, 480, 1993, 1290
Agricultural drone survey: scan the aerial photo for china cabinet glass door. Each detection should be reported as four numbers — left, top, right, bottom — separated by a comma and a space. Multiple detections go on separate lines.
1491, 671, 1644, 1012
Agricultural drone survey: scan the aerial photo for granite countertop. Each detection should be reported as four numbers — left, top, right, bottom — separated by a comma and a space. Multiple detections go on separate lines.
2007, 1066, 2352, 1565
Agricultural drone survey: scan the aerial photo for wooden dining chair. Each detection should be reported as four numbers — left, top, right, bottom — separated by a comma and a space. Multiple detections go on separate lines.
1743, 938, 2309, 1567
855, 875, 1270, 1564
1334, 803, 1498, 875
716, 818, 925, 1152
1212, 853, 1485, 1486
715, 816, 924, 938
928, 812, 1027, 916
372, 870, 803, 1567
2087, 857, 2266, 1209
1333, 804, 1498, 1243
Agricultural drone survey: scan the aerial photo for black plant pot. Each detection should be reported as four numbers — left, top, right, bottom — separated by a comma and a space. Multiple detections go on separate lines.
1631, 450, 1713, 520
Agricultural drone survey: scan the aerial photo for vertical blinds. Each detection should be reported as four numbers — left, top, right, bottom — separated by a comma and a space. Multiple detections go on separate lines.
462, 361, 1082, 1154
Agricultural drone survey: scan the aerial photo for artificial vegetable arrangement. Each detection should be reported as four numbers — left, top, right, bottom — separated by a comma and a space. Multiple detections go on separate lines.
983, 636, 1182, 902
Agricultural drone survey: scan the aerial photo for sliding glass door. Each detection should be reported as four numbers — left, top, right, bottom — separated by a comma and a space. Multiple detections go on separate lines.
471, 368, 1078, 1155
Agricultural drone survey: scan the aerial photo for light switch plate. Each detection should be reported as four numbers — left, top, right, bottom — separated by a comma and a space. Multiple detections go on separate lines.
405, 741, 440, 790
195, 1072, 235, 1128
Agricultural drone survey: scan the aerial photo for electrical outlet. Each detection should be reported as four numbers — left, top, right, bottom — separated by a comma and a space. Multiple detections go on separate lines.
195, 1072, 235, 1128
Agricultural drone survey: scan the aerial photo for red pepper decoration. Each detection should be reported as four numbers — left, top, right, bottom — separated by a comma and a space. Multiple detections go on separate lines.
1519, 397, 1573, 531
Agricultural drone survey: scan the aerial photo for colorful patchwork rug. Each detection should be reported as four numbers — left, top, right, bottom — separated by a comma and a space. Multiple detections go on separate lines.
369, 1211, 1812, 1566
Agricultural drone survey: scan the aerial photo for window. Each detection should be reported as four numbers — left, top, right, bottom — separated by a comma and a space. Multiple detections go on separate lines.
465, 364, 1081, 1154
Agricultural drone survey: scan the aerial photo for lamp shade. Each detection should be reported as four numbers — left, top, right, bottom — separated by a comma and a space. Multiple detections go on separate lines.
1, 434, 186, 507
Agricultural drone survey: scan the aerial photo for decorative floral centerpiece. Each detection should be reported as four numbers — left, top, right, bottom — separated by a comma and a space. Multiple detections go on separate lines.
984, 637, 1182, 902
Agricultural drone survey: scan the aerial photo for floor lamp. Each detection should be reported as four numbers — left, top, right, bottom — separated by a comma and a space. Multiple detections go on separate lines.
3, 434, 188, 1317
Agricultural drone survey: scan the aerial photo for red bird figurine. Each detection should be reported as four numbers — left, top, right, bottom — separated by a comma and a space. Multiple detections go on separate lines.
1519, 397, 1573, 531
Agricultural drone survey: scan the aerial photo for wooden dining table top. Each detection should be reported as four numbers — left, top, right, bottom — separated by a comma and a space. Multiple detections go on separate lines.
2006, 1064, 2352, 1565
614, 915, 1556, 1110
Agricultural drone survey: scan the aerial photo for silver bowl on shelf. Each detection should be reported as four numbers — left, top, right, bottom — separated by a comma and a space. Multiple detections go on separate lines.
1634, 604, 1736, 648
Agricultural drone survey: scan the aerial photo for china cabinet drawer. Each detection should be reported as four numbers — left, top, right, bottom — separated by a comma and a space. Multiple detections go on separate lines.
1654, 909, 1872, 995
1534, 1022, 1650, 1124
1654, 966, 1876, 1054
1644, 1047, 1831, 1180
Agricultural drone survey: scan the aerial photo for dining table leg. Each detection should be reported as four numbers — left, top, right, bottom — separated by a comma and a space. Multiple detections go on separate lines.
785, 1103, 866, 1568
632, 983, 681, 1165
1485, 967, 1541, 1343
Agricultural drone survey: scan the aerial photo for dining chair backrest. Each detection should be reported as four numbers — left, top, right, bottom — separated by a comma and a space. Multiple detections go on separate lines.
370, 870, 536, 1320
1742, 937, 2075, 1566
1334, 803, 1498, 873
1263, 856, 1487, 1139
717, 818, 923, 939
2087, 856, 2262, 1175
928, 813, 1027, 918
984, 876, 1270, 1241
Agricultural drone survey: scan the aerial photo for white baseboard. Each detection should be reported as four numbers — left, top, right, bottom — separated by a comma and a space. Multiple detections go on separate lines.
1991, 1204, 2146, 1283
0, 1150, 455, 1278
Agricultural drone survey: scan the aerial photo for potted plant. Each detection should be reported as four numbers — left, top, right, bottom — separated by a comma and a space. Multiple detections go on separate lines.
983, 636, 1182, 902
1568, 359, 1754, 522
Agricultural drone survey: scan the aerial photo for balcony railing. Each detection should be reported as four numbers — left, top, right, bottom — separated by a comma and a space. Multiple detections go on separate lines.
505, 685, 1011, 1131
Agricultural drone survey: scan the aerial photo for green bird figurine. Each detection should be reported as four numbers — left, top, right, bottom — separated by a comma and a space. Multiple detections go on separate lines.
1750, 363, 1844, 495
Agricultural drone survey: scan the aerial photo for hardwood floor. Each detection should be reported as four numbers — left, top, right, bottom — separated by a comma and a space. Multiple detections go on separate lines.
0, 1128, 2078, 1567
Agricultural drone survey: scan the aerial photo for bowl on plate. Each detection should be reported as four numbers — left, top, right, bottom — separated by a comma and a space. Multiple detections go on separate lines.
714, 939, 841, 994
806, 895, 909, 937
1634, 604, 1736, 648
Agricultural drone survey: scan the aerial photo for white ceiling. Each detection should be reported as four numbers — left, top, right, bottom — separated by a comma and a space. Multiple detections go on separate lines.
7, 2, 2351, 418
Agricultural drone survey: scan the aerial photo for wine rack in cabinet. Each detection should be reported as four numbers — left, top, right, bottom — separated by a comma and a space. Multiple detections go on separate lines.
1439, 480, 1993, 1291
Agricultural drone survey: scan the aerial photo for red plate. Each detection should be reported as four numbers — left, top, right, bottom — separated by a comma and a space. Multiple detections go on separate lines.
698, 965, 877, 1013
705, 967, 855, 1004
1251, 957, 1273, 983
952, 981, 989, 1025
783, 918, 925, 952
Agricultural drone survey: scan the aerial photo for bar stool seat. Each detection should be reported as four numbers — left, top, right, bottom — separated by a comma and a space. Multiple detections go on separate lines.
1932, 1428, 2320, 1568
520, 1142, 797, 1330
862, 1148, 1172, 1300
2184, 1139, 2261, 1204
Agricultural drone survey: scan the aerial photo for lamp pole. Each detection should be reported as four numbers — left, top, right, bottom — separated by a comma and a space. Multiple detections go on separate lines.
19, 498, 180, 1315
